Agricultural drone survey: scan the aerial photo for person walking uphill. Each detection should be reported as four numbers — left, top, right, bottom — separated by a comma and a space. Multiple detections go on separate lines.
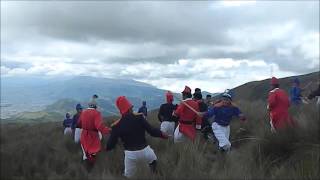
77, 95, 111, 171
202, 92, 246, 152
106, 96, 168, 178
158, 91, 178, 137
63, 112, 73, 135
72, 103, 83, 143
173, 86, 202, 143
138, 101, 148, 118
268, 77, 295, 132
290, 78, 303, 105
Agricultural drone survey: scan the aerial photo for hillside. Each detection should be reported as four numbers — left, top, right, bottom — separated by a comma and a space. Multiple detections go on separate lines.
1, 100, 319, 179
232, 71, 319, 102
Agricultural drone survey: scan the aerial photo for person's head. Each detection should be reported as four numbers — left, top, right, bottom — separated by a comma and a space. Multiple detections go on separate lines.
270, 77, 279, 89
142, 101, 146, 106
221, 93, 232, 106
88, 94, 98, 109
292, 77, 300, 87
206, 94, 212, 100
76, 103, 83, 113
181, 86, 192, 100
194, 88, 201, 93
166, 91, 174, 103
116, 96, 133, 116
66, 112, 71, 119
193, 91, 202, 100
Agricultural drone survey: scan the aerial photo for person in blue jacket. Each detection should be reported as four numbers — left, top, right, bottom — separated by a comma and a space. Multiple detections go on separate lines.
72, 103, 83, 143
203, 92, 246, 152
290, 78, 303, 105
138, 101, 148, 118
63, 112, 73, 135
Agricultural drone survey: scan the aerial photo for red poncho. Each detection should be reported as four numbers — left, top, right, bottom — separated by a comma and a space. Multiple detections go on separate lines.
78, 108, 110, 155
174, 98, 202, 141
268, 88, 295, 130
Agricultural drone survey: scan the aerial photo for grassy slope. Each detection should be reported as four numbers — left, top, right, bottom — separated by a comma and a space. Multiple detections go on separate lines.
1, 101, 319, 179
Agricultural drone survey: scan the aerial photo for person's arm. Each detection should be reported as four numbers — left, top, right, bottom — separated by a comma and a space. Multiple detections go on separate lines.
94, 112, 111, 135
204, 107, 215, 119
195, 104, 202, 130
63, 120, 66, 128
233, 107, 246, 121
106, 127, 119, 151
173, 103, 183, 117
158, 105, 164, 122
268, 92, 277, 110
141, 115, 167, 138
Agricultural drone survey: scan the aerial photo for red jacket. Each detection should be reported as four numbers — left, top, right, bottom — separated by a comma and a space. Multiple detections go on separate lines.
78, 108, 110, 155
268, 88, 294, 130
174, 98, 201, 141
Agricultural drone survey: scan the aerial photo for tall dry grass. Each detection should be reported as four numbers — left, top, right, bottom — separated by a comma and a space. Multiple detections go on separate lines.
1, 101, 319, 179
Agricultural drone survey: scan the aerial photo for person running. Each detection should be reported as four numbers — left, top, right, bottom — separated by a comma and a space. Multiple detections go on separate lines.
77, 95, 111, 171
63, 112, 73, 135
158, 91, 178, 137
268, 77, 295, 132
106, 96, 168, 178
202, 92, 246, 152
193, 89, 211, 140
308, 83, 320, 106
173, 86, 202, 143
290, 78, 303, 105
138, 101, 148, 118
72, 103, 83, 143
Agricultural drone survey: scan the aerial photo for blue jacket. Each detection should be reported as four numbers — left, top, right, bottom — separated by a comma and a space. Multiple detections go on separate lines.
71, 112, 81, 129
63, 118, 73, 128
290, 86, 302, 104
138, 106, 147, 117
205, 106, 241, 126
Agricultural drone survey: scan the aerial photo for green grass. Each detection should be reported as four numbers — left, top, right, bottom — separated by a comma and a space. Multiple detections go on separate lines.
1, 101, 319, 179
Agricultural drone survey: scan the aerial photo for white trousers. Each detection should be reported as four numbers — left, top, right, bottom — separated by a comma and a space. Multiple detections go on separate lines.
74, 128, 82, 143
64, 127, 72, 135
174, 124, 188, 143
124, 145, 157, 177
212, 122, 231, 150
160, 121, 175, 137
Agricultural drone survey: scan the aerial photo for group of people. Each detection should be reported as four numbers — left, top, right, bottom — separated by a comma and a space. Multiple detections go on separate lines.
62, 76, 320, 177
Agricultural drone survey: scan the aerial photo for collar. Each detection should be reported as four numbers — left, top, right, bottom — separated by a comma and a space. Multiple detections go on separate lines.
270, 88, 279, 93
182, 98, 193, 102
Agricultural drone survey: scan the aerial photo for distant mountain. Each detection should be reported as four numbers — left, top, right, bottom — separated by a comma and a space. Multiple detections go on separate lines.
231, 71, 319, 102
1, 76, 173, 118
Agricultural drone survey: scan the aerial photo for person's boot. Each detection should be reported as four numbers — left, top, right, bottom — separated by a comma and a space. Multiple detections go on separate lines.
149, 160, 157, 174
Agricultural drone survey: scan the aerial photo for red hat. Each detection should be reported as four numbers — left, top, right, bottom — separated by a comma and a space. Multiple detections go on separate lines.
116, 96, 133, 115
271, 77, 279, 85
166, 91, 174, 103
182, 86, 191, 94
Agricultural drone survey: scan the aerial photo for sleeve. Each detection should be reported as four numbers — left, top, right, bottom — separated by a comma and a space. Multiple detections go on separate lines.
233, 107, 241, 117
63, 120, 66, 128
106, 127, 119, 151
141, 115, 162, 137
268, 92, 277, 110
194, 103, 202, 126
173, 103, 184, 117
204, 107, 215, 119
158, 105, 164, 122
71, 116, 76, 129
94, 112, 111, 135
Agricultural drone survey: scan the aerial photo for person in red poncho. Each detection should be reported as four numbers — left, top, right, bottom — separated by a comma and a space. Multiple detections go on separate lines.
77, 95, 111, 171
268, 77, 295, 132
173, 86, 202, 143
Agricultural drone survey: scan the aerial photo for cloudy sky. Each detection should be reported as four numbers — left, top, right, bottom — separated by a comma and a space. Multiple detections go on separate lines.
1, 1, 319, 93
